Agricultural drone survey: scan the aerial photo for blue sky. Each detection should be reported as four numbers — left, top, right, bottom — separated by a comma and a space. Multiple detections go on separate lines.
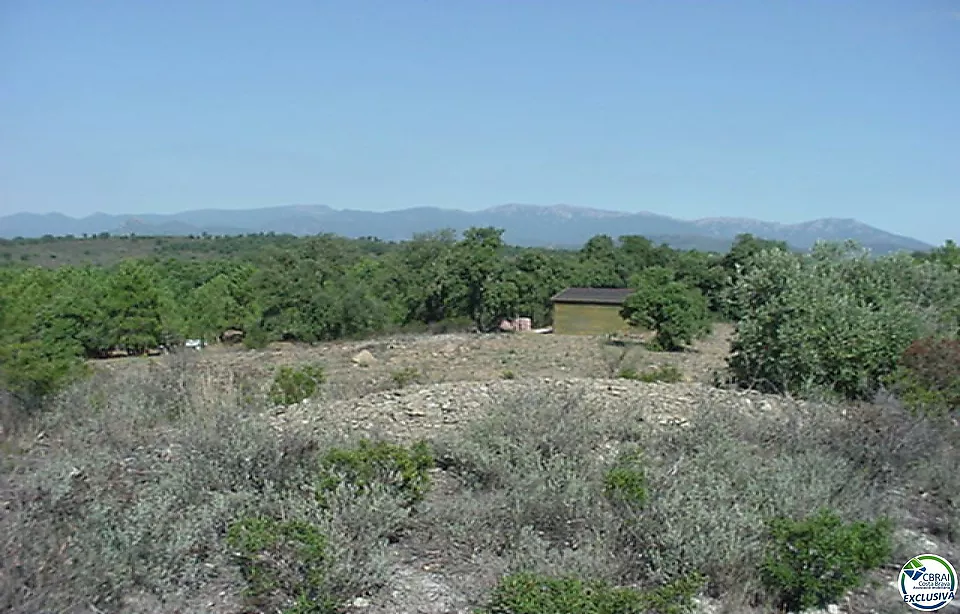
1, 1, 957, 244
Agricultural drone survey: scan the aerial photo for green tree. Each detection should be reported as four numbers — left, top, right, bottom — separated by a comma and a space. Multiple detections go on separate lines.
620, 267, 712, 351
390, 230, 460, 325
186, 268, 259, 343
38, 266, 111, 357
103, 261, 165, 353
453, 227, 505, 330
576, 234, 624, 287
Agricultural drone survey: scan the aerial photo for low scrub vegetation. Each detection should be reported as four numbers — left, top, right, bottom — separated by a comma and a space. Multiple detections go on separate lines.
316, 438, 434, 509
2, 360, 959, 612
2, 232, 959, 611
269, 363, 325, 406
226, 516, 335, 613
422, 388, 957, 609
0, 360, 414, 613
478, 572, 703, 614
761, 509, 892, 611
390, 366, 423, 389
618, 364, 683, 383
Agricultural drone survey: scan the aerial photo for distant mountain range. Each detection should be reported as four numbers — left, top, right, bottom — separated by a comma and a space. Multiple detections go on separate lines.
0, 204, 932, 254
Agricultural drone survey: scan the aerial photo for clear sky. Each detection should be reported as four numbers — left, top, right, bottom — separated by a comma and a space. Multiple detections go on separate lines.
1, 1, 957, 243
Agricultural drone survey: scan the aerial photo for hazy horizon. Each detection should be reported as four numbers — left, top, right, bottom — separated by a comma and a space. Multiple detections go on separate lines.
2, 1, 957, 244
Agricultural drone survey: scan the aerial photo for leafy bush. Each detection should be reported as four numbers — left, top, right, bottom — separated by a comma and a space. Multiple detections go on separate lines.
478, 572, 703, 614
501, 369, 516, 380
316, 439, 434, 508
603, 448, 648, 510
725, 243, 960, 400
269, 363, 325, 406
242, 323, 271, 349
226, 516, 336, 613
885, 336, 960, 417
760, 508, 892, 611
620, 267, 711, 352
618, 364, 683, 383
391, 366, 423, 389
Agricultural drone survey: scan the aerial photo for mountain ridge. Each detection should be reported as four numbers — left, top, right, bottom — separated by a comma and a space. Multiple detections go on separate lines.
0, 204, 932, 254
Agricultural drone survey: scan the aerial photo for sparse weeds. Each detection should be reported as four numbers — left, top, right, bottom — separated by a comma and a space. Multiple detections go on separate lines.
391, 365, 423, 388
618, 364, 683, 383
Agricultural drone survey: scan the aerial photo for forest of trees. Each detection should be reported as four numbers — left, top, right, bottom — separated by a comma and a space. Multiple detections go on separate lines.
1, 230, 958, 411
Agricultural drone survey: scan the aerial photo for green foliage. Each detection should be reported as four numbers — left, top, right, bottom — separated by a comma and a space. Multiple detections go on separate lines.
0, 340, 88, 408
316, 439, 434, 508
478, 572, 703, 614
915, 239, 960, 274
103, 260, 168, 354
603, 449, 647, 509
226, 516, 335, 613
885, 337, 960, 417
719, 233, 791, 318
186, 267, 258, 343
618, 364, 683, 383
454, 227, 508, 330
269, 364, 325, 406
620, 268, 712, 351
501, 369, 516, 380
726, 242, 960, 400
391, 366, 423, 389
760, 509, 892, 611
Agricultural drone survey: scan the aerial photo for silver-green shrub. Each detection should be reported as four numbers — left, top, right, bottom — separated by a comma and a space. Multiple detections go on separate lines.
725, 241, 960, 400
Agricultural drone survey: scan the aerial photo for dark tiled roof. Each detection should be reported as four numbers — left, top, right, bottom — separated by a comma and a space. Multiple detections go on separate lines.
550, 287, 634, 305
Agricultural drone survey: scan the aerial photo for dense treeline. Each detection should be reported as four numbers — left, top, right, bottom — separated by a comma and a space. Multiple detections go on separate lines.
0, 229, 779, 404
1, 229, 958, 411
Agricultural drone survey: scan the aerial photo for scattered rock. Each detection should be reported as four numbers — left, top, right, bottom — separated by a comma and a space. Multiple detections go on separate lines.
352, 350, 378, 367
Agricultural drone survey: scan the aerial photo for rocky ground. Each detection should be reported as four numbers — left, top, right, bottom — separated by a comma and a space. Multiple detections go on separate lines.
98, 323, 735, 401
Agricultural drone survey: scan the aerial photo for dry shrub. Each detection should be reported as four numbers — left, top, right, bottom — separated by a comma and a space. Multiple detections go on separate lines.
425, 388, 630, 585
0, 354, 396, 614
622, 399, 958, 606
422, 388, 958, 609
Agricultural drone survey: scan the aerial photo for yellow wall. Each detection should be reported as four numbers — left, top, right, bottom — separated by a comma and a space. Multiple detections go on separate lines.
552, 302, 632, 335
